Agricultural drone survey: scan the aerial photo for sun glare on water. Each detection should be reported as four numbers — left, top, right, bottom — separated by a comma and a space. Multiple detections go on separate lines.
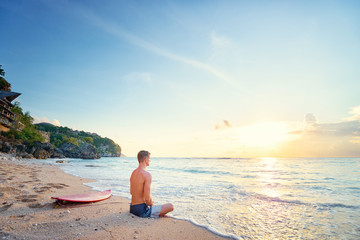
257, 157, 281, 198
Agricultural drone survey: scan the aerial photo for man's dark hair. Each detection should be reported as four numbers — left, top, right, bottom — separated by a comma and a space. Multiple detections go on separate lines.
137, 150, 150, 163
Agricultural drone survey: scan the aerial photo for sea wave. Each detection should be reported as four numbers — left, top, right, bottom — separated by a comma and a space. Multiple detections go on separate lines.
249, 192, 360, 209
318, 203, 360, 209
85, 164, 102, 168
156, 166, 235, 176
183, 169, 233, 175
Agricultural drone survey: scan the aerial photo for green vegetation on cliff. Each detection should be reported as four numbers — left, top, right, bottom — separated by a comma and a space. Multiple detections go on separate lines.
1, 102, 45, 145
0, 65, 11, 91
35, 123, 121, 157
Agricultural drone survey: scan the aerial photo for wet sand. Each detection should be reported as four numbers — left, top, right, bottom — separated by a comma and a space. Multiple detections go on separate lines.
0, 153, 228, 240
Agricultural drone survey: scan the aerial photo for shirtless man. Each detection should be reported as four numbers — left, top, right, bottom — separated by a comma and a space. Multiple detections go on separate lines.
130, 150, 174, 218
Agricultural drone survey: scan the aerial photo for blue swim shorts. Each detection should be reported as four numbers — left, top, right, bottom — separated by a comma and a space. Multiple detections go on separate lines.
130, 203, 162, 218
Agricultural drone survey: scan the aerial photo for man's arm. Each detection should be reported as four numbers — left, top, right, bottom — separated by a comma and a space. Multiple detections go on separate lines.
129, 171, 134, 195
144, 173, 154, 206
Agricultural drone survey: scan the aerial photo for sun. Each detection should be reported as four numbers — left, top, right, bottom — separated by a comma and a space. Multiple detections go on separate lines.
235, 121, 294, 147
193, 120, 300, 158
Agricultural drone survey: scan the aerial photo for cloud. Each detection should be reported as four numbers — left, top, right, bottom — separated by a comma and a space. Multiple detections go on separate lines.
316, 121, 360, 137
299, 113, 318, 132
297, 111, 360, 137
33, 116, 61, 126
223, 120, 232, 128
123, 72, 152, 83
304, 113, 317, 124
215, 119, 232, 130
282, 109, 360, 157
345, 105, 360, 121
210, 31, 232, 47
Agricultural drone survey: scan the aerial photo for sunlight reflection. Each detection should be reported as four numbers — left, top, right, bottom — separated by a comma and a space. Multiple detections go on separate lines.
259, 157, 277, 163
257, 157, 281, 198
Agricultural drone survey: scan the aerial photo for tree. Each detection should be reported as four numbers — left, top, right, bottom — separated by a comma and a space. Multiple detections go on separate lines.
83, 136, 94, 143
0, 65, 5, 76
12, 102, 33, 126
0, 65, 11, 91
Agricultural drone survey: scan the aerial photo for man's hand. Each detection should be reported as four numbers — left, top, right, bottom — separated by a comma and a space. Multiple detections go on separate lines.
146, 195, 154, 206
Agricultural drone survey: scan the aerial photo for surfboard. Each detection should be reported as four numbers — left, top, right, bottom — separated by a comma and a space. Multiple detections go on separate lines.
51, 189, 111, 203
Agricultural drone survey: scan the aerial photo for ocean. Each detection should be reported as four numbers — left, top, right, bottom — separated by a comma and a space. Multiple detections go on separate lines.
42, 157, 360, 239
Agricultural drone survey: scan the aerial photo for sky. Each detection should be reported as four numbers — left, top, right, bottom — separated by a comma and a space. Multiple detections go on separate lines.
1, 0, 360, 158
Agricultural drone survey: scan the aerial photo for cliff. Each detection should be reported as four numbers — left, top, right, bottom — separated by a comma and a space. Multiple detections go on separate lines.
0, 123, 121, 159
35, 123, 122, 158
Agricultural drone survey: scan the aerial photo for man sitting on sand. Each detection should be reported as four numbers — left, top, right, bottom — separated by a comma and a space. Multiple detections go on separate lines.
130, 150, 174, 218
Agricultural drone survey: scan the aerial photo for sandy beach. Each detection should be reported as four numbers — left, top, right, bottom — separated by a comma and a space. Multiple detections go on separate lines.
0, 153, 228, 240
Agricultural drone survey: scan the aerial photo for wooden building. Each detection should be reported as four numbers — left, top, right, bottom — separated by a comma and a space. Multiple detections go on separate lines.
0, 90, 21, 131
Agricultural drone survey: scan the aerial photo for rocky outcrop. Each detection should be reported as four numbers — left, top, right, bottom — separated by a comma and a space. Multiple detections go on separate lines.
59, 143, 100, 159
0, 141, 12, 153
0, 139, 100, 159
57, 143, 79, 158
52, 148, 65, 158
97, 145, 121, 157
24, 142, 64, 159
79, 143, 101, 159
33, 142, 54, 159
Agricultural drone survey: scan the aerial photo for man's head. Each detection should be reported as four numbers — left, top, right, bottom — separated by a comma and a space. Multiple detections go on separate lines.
137, 150, 150, 164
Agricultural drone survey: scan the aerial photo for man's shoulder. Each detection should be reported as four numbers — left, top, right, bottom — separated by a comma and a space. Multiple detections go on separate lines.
142, 169, 152, 178
132, 168, 151, 178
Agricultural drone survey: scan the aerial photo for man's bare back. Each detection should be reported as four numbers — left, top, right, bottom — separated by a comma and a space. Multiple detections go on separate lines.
130, 167, 153, 206
129, 150, 174, 218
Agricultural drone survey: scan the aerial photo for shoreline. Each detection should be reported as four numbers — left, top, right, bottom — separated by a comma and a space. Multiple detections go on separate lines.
0, 153, 231, 240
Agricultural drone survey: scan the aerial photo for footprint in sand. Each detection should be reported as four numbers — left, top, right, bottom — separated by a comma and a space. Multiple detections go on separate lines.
0, 187, 22, 195
21, 180, 33, 184
15, 194, 38, 199
0, 203, 13, 212
28, 202, 52, 208
21, 199, 37, 203
15, 195, 39, 203
10, 214, 34, 222
33, 186, 52, 193
48, 183, 69, 189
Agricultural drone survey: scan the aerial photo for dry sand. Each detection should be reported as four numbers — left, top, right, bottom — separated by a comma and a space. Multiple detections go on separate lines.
0, 153, 229, 240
